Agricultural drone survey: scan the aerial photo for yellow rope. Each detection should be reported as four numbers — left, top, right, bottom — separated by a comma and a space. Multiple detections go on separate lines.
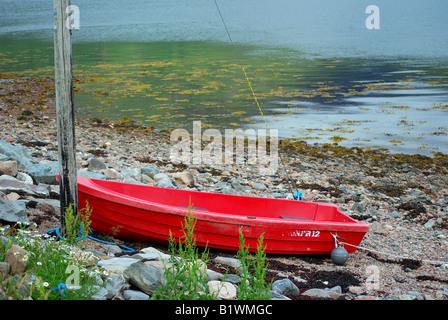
241, 66, 273, 138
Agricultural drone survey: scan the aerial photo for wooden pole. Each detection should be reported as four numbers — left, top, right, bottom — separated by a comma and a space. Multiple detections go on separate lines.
53, 0, 78, 235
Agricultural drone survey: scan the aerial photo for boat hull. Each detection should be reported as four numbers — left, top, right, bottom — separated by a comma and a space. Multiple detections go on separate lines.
76, 177, 369, 255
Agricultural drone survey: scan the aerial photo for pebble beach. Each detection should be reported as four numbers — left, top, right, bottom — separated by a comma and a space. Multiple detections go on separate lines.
1, 75, 448, 301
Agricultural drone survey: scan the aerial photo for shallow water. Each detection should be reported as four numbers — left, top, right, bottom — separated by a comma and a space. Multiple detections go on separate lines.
1, 0, 447, 155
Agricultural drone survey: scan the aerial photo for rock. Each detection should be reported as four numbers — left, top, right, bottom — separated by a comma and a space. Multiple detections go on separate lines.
15, 172, 33, 185
123, 289, 150, 300
206, 269, 224, 281
97, 257, 141, 274
4, 192, 20, 201
213, 256, 242, 269
157, 177, 176, 188
0, 140, 33, 169
26, 161, 59, 184
173, 171, 195, 186
88, 157, 107, 171
0, 198, 29, 225
77, 170, 107, 180
121, 168, 140, 180
123, 261, 167, 296
104, 274, 127, 299
252, 182, 267, 191
301, 288, 331, 299
141, 165, 159, 178
269, 290, 291, 300
153, 173, 168, 182
5, 245, 30, 275
0, 161, 18, 176
0, 178, 48, 198
208, 281, 237, 300
99, 168, 122, 180
0, 261, 11, 276
271, 278, 301, 296
139, 247, 170, 260
90, 287, 109, 300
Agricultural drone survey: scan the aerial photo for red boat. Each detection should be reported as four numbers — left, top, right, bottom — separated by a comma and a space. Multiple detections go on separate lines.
76, 176, 368, 255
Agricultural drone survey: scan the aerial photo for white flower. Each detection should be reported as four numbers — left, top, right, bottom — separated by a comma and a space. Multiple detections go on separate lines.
37, 261, 42, 266
43, 282, 49, 287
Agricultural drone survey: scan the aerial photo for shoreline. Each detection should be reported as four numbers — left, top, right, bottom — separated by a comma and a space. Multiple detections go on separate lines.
1, 75, 448, 300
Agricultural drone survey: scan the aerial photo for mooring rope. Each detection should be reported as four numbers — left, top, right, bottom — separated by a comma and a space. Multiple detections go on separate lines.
213, 0, 300, 199
329, 232, 447, 266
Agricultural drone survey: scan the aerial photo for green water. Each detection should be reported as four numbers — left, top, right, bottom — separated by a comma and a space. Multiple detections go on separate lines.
1, 0, 448, 154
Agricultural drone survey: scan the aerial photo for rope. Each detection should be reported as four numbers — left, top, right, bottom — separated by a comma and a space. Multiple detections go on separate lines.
213, 0, 300, 199
329, 232, 447, 266
46, 226, 135, 253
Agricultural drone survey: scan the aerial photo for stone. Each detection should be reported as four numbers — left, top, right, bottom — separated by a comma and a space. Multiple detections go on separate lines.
15, 172, 33, 184
213, 256, 242, 269
206, 269, 224, 281
88, 158, 107, 171
0, 140, 33, 169
99, 168, 122, 180
208, 281, 237, 300
5, 245, 30, 275
26, 161, 59, 184
104, 274, 127, 299
77, 170, 107, 180
173, 171, 195, 186
0, 178, 48, 198
141, 165, 159, 178
4, 192, 20, 201
123, 261, 167, 295
157, 177, 176, 188
0, 261, 11, 276
153, 173, 168, 182
269, 290, 291, 300
121, 168, 140, 180
0, 161, 18, 177
271, 278, 301, 296
123, 289, 150, 300
0, 197, 29, 225
252, 182, 267, 191
301, 288, 331, 299
97, 257, 140, 274
90, 287, 109, 300
140, 247, 170, 260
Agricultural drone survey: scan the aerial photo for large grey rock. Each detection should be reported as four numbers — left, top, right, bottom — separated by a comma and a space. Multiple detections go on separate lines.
97, 257, 140, 274
123, 261, 167, 295
0, 140, 34, 169
0, 198, 29, 225
27, 161, 59, 185
271, 278, 301, 296
0, 177, 48, 198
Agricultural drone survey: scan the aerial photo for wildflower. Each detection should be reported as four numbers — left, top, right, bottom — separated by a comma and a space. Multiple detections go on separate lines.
22, 255, 29, 261
103, 270, 109, 277
43, 282, 49, 287
37, 262, 42, 266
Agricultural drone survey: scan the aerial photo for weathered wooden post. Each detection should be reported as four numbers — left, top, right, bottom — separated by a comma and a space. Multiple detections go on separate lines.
53, 0, 78, 235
